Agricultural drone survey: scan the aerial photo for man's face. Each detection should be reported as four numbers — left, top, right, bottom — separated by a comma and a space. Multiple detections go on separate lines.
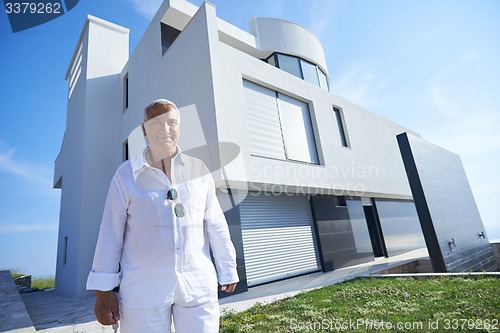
143, 104, 180, 155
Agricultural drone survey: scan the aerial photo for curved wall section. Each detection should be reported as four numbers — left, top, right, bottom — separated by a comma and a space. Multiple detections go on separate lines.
250, 17, 328, 74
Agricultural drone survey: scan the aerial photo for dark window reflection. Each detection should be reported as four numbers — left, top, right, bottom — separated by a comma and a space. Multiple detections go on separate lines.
347, 200, 372, 255
375, 200, 426, 256
161, 23, 181, 55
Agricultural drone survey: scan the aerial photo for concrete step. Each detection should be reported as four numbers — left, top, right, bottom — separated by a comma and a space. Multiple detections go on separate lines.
416, 259, 434, 273
416, 259, 432, 266
416, 265, 434, 273
0, 270, 36, 332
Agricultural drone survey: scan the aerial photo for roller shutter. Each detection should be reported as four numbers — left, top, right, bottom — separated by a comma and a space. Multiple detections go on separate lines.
240, 193, 321, 286
243, 80, 286, 160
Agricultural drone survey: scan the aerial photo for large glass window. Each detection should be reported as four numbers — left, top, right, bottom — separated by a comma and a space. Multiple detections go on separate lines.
300, 59, 320, 87
265, 52, 330, 91
276, 53, 302, 79
243, 80, 319, 164
318, 69, 329, 91
278, 93, 319, 164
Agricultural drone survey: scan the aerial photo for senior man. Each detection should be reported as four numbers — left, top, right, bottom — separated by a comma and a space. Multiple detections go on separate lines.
86, 99, 239, 332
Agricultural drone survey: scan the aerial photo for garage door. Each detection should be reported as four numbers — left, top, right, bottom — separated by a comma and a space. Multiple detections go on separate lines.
240, 193, 321, 286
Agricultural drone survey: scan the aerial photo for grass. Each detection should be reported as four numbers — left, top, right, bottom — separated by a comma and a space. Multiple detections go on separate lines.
9, 270, 55, 290
31, 277, 55, 290
220, 275, 500, 333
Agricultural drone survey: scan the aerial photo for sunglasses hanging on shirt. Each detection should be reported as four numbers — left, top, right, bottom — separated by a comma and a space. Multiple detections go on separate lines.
166, 188, 185, 218
162, 159, 185, 218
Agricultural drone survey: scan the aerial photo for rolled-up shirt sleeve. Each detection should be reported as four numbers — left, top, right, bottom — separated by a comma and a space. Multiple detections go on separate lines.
203, 168, 239, 285
86, 173, 128, 291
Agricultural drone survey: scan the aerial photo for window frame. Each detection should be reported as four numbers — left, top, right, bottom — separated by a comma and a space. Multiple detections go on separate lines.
123, 73, 129, 112
333, 107, 350, 148
160, 22, 181, 56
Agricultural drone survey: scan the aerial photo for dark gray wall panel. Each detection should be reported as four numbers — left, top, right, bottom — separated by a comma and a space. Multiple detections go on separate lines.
397, 132, 496, 272
310, 195, 374, 271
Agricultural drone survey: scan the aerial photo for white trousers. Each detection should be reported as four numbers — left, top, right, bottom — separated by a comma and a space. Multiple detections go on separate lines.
119, 285, 219, 333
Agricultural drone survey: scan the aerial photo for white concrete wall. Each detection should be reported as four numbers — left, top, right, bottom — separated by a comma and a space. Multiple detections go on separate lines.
211, 38, 416, 200
250, 17, 328, 73
121, 2, 221, 172
54, 27, 88, 296
55, 16, 129, 297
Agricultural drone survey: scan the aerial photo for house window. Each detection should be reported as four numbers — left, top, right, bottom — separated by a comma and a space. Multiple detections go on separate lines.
318, 69, 329, 91
123, 141, 129, 161
278, 93, 319, 164
300, 59, 320, 87
265, 52, 330, 91
161, 23, 181, 55
123, 74, 129, 111
276, 53, 302, 79
63, 236, 68, 265
266, 53, 277, 67
333, 107, 349, 147
243, 79, 319, 164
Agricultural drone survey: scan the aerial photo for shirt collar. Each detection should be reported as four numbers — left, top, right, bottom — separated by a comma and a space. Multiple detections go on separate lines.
131, 146, 185, 181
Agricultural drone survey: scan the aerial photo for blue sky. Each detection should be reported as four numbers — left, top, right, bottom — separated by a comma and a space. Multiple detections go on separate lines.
0, 0, 499, 277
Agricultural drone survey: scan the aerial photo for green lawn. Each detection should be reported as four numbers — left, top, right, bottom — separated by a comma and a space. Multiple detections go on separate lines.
220, 276, 499, 333
9, 270, 55, 290
31, 277, 55, 290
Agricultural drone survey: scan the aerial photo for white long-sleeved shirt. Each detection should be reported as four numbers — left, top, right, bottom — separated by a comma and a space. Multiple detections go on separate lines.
86, 147, 239, 307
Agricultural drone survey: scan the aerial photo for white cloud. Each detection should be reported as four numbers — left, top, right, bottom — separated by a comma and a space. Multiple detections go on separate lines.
0, 223, 58, 234
332, 63, 392, 108
427, 50, 500, 158
307, 0, 339, 41
426, 50, 500, 240
127, 0, 162, 20
0, 143, 53, 187
430, 49, 499, 119
265, 0, 286, 19
427, 114, 500, 158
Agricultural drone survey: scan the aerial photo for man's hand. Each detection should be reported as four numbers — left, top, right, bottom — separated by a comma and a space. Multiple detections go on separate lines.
94, 290, 120, 325
220, 283, 237, 293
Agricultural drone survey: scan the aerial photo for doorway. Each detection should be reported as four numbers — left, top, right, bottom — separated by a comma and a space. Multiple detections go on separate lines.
362, 200, 387, 258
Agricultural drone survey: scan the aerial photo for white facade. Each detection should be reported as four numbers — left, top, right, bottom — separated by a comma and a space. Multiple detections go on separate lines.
55, 0, 423, 297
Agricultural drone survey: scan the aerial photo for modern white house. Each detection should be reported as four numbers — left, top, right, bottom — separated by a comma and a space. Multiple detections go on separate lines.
54, 0, 496, 297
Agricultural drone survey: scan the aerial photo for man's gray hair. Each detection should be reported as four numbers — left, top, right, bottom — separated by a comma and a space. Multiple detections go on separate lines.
144, 99, 180, 121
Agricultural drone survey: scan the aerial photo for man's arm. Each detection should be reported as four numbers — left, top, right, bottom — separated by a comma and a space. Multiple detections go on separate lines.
94, 290, 120, 325
203, 169, 239, 291
86, 175, 128, 324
